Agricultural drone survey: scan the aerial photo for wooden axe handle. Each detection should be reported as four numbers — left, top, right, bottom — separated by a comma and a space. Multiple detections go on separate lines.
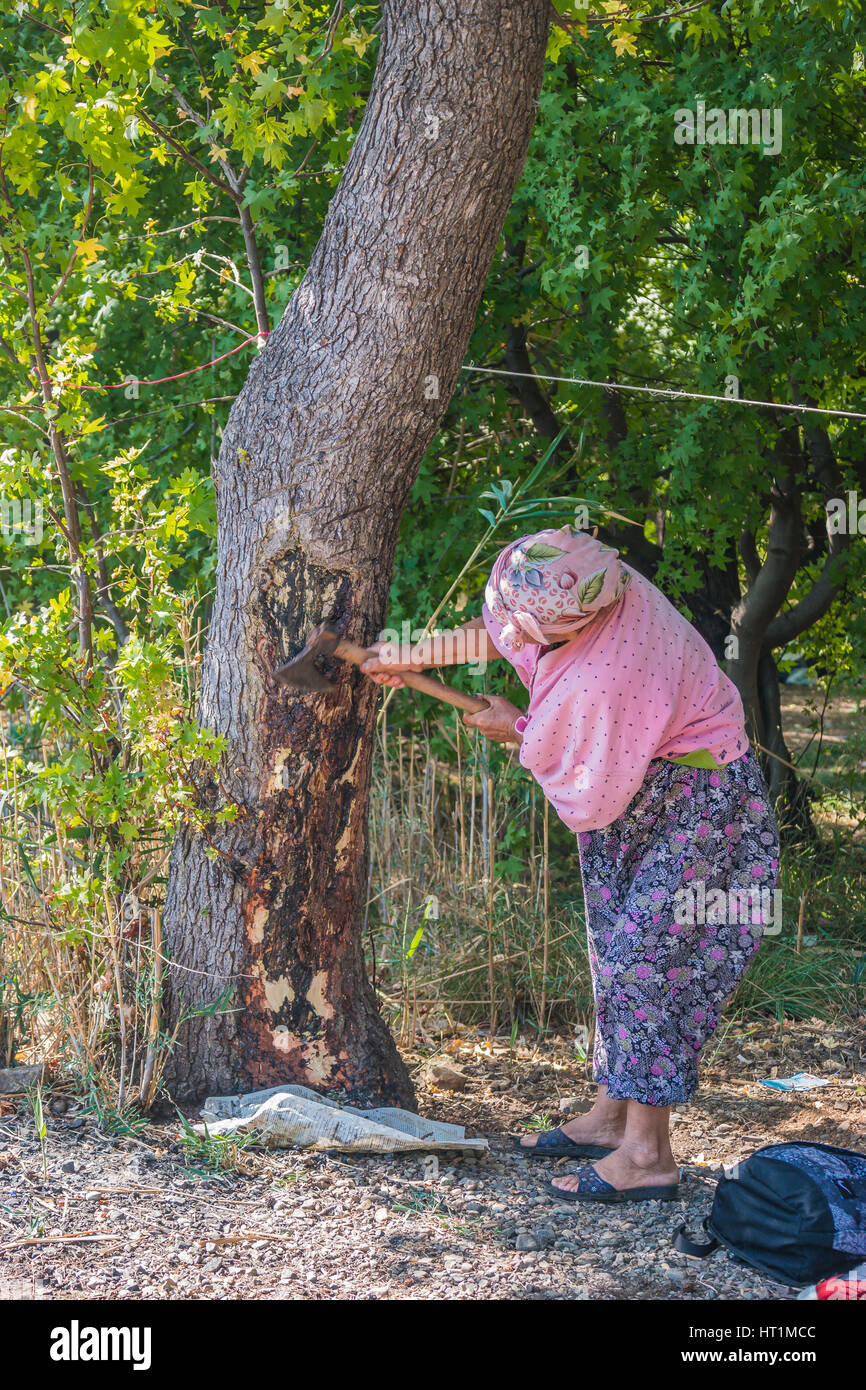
333, 637, 489, 715
399, 669, 489, 715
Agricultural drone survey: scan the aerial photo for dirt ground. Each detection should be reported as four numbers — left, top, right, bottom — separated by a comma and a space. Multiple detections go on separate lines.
1, 1017, 863, 1302
779, 683, 863, 753
779, 684, 865, 839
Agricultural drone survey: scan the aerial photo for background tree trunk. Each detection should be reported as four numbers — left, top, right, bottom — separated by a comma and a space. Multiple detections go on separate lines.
163, 0, 550, 1105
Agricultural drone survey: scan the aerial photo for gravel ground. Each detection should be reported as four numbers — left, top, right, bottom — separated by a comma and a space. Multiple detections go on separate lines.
1, 1017, 862, 1301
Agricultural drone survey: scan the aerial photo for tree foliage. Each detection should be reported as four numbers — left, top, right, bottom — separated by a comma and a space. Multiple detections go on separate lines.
0, 0, 863, 990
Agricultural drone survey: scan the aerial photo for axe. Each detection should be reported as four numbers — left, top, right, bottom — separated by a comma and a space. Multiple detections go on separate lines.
273, 621, 489, 716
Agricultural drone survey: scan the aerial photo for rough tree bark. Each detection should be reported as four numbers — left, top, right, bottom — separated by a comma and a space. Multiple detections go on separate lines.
163, 1, 551, 1105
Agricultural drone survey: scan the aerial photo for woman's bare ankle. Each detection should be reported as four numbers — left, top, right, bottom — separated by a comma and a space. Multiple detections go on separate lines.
560, 1109, 626, 1143
618, 1137, 673, 1168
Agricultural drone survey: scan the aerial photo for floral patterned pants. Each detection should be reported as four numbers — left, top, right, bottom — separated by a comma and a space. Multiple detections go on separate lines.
576, 751, 779, 1106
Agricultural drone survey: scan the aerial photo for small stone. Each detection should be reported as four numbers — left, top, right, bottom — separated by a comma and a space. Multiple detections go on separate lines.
425, 1017, 451, 1036
515, 1233, 538, 1252
60, 1160, 76, 1173
558, 1096, 581, 1115
374, 1206, 389, 1223
423, 1061, 469, 1091
0, 1064, 46, 1094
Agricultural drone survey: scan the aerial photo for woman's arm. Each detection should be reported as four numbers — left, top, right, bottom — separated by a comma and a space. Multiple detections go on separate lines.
361, 616, 524, 743
361, 615, 501, 687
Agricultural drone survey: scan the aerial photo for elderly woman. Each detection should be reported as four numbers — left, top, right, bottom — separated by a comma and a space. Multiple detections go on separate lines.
362, 526, 779, 1204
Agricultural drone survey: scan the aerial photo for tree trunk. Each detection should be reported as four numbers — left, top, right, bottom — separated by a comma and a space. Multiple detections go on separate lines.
755, 648, 817, 843
163, 0, 550, 1105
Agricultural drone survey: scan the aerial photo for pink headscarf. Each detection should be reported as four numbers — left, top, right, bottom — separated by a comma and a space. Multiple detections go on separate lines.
482, 526, 749, 833
484, 526, 630, 650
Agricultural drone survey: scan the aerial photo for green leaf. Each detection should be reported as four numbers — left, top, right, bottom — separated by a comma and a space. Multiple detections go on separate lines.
525, 543, 565, 561
577, 570, 606, 606
405, 926, 424, 960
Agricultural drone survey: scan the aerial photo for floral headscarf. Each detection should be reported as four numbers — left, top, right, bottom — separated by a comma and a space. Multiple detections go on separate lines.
484, 525, 631, 651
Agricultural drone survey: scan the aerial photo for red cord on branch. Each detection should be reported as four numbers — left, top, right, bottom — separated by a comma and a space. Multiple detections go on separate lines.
61, 331, 270, 393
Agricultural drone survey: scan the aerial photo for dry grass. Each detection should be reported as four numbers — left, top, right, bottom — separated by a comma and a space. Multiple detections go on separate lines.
1, 684, 863, 1117
0, 732, 176, 1129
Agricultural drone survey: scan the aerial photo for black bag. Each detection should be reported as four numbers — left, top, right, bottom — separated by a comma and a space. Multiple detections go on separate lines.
674, 1141, 866, 1286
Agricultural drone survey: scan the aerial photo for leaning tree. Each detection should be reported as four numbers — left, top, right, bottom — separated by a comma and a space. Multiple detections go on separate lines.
163, 1, 551, 1104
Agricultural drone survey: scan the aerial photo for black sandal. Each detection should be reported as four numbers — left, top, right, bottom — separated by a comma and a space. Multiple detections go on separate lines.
545, 1165, 681, 1204
513, 1127, 615, 1161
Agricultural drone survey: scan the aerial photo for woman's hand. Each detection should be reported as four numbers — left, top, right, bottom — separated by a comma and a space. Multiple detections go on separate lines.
462, 695, 524, 745
360, 640, 425, 688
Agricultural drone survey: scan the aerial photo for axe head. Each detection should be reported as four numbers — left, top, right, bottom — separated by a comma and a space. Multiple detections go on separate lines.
273, 622, 342, 693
